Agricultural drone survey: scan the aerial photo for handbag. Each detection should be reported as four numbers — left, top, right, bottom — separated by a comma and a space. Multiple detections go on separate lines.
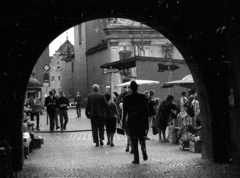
116, 122, 125, 135
152, 126, 158, 135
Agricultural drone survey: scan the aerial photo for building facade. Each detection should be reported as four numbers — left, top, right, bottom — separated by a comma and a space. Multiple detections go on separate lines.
73, 18, 190, 100
31, 46, 51, 103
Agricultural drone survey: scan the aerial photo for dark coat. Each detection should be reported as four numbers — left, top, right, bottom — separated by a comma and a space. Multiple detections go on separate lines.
157, 101, 177, 130
44, 96, 57, 112
56, 96, 69, 110
122, 92, 148, 136
85, 92, 108, 119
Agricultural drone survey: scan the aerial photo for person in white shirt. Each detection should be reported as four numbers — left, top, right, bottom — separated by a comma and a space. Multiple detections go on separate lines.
192, 94, 200, 125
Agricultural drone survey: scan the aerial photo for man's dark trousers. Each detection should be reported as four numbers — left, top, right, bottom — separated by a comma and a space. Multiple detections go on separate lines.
90, 116, 105, 144
76, 104, 81, 117
130, 128, 147, 162
47, 110, 55, 131
59, 110, 69, 131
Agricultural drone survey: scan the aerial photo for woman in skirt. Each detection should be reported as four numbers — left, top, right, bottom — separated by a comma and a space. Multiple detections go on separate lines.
105, 93, 120, 147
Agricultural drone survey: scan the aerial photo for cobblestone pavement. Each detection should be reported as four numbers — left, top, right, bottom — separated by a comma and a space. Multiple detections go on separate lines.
18, 109, 240, 178
37, 108, 92, 132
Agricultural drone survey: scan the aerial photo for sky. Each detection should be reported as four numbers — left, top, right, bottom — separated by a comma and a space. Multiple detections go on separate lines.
49, 27, 74, 56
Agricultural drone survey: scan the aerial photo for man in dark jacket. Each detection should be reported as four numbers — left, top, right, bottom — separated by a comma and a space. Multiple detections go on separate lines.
44, 90, 57, 132
56, 90, 70, 131
122, 81, 149, 164
85, 84, 108, 147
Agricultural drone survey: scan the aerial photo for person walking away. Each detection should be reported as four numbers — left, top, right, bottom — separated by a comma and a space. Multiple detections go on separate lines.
74, 91, 84, 118
44, 90, 57, 132
52, 89, 60, 130
56, 90, 70, 131
85, 84, 108, 147
157, 95, 178, 142
104, 93, 120, 147
29, 93, 41, 130
119, 91, 132, 153
123, 81, 149, 164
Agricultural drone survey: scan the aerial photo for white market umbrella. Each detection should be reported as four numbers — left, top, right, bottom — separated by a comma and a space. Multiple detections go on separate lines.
161, 74, 195, 89
117, 79, 160, 87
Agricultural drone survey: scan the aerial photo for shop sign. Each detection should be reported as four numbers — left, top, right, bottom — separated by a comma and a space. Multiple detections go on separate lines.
43, 64, 51, 72
102, 68, 119, 75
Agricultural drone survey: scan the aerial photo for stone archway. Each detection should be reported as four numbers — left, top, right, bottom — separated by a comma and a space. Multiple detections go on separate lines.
0, 1, 239, 170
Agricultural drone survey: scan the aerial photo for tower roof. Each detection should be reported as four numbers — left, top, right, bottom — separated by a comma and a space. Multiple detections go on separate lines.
57, 38, 75, 62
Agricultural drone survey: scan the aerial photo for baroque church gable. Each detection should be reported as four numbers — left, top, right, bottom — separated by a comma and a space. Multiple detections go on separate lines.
58, 39, 75, 62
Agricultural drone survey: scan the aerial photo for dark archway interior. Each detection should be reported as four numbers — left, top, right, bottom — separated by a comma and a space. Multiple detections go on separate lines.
1, 1, 240, 170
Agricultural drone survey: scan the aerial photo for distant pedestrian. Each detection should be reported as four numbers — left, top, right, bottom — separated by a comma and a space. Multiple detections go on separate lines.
157, 95, 178, 142
56, 90, 70, 131
105, 93, 119, 147
44, 90, 57, 132
28, 93, 41, 130
85, 84, 108, 147
52, 89, 60, 130
122, 81, 149, 164
74, 91, 84, 118
192, 94, 200, 126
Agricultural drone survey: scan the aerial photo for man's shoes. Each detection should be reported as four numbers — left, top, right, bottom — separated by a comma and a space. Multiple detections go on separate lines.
130, 150, 134, 154
100, 140, 104, 146
110, 143, 114, 147
107, 142, 110, 145
95, 144, 99, 147
143, 151, 148, 161
56, 126, 60, 130
132, 161, 139, 164
125, 148, 129, 152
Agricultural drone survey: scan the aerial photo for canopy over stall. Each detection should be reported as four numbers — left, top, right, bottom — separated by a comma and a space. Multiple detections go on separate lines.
161, 74, 194, 89
118, 79, 160, 87
28, 77, 42, 87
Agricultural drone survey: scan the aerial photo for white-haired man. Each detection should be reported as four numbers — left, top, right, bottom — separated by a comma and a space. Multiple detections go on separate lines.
85, 84, 108, 147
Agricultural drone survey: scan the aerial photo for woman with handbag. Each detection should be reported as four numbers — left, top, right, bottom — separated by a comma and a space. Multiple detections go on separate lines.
105, 93, 120, 147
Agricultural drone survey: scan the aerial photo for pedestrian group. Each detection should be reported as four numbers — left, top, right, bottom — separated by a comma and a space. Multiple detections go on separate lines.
24, 81, 200, 165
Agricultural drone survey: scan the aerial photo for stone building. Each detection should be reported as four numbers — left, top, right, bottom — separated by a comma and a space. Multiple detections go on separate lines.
2, 0, 240, 170
30, 47, 51, 103
74, 18, 190, 100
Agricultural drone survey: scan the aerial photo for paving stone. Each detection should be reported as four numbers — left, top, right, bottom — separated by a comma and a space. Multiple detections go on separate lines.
18, 109, 240, 177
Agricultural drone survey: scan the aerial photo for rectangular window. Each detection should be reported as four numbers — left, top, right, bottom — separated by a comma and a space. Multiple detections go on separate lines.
58, 76, 60, 81
52, 76, 55, 81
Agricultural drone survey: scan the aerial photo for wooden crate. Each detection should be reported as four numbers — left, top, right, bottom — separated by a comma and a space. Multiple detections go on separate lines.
179, 140, 189, 151
189, 141, 202, 153
34, 137, 41, 148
